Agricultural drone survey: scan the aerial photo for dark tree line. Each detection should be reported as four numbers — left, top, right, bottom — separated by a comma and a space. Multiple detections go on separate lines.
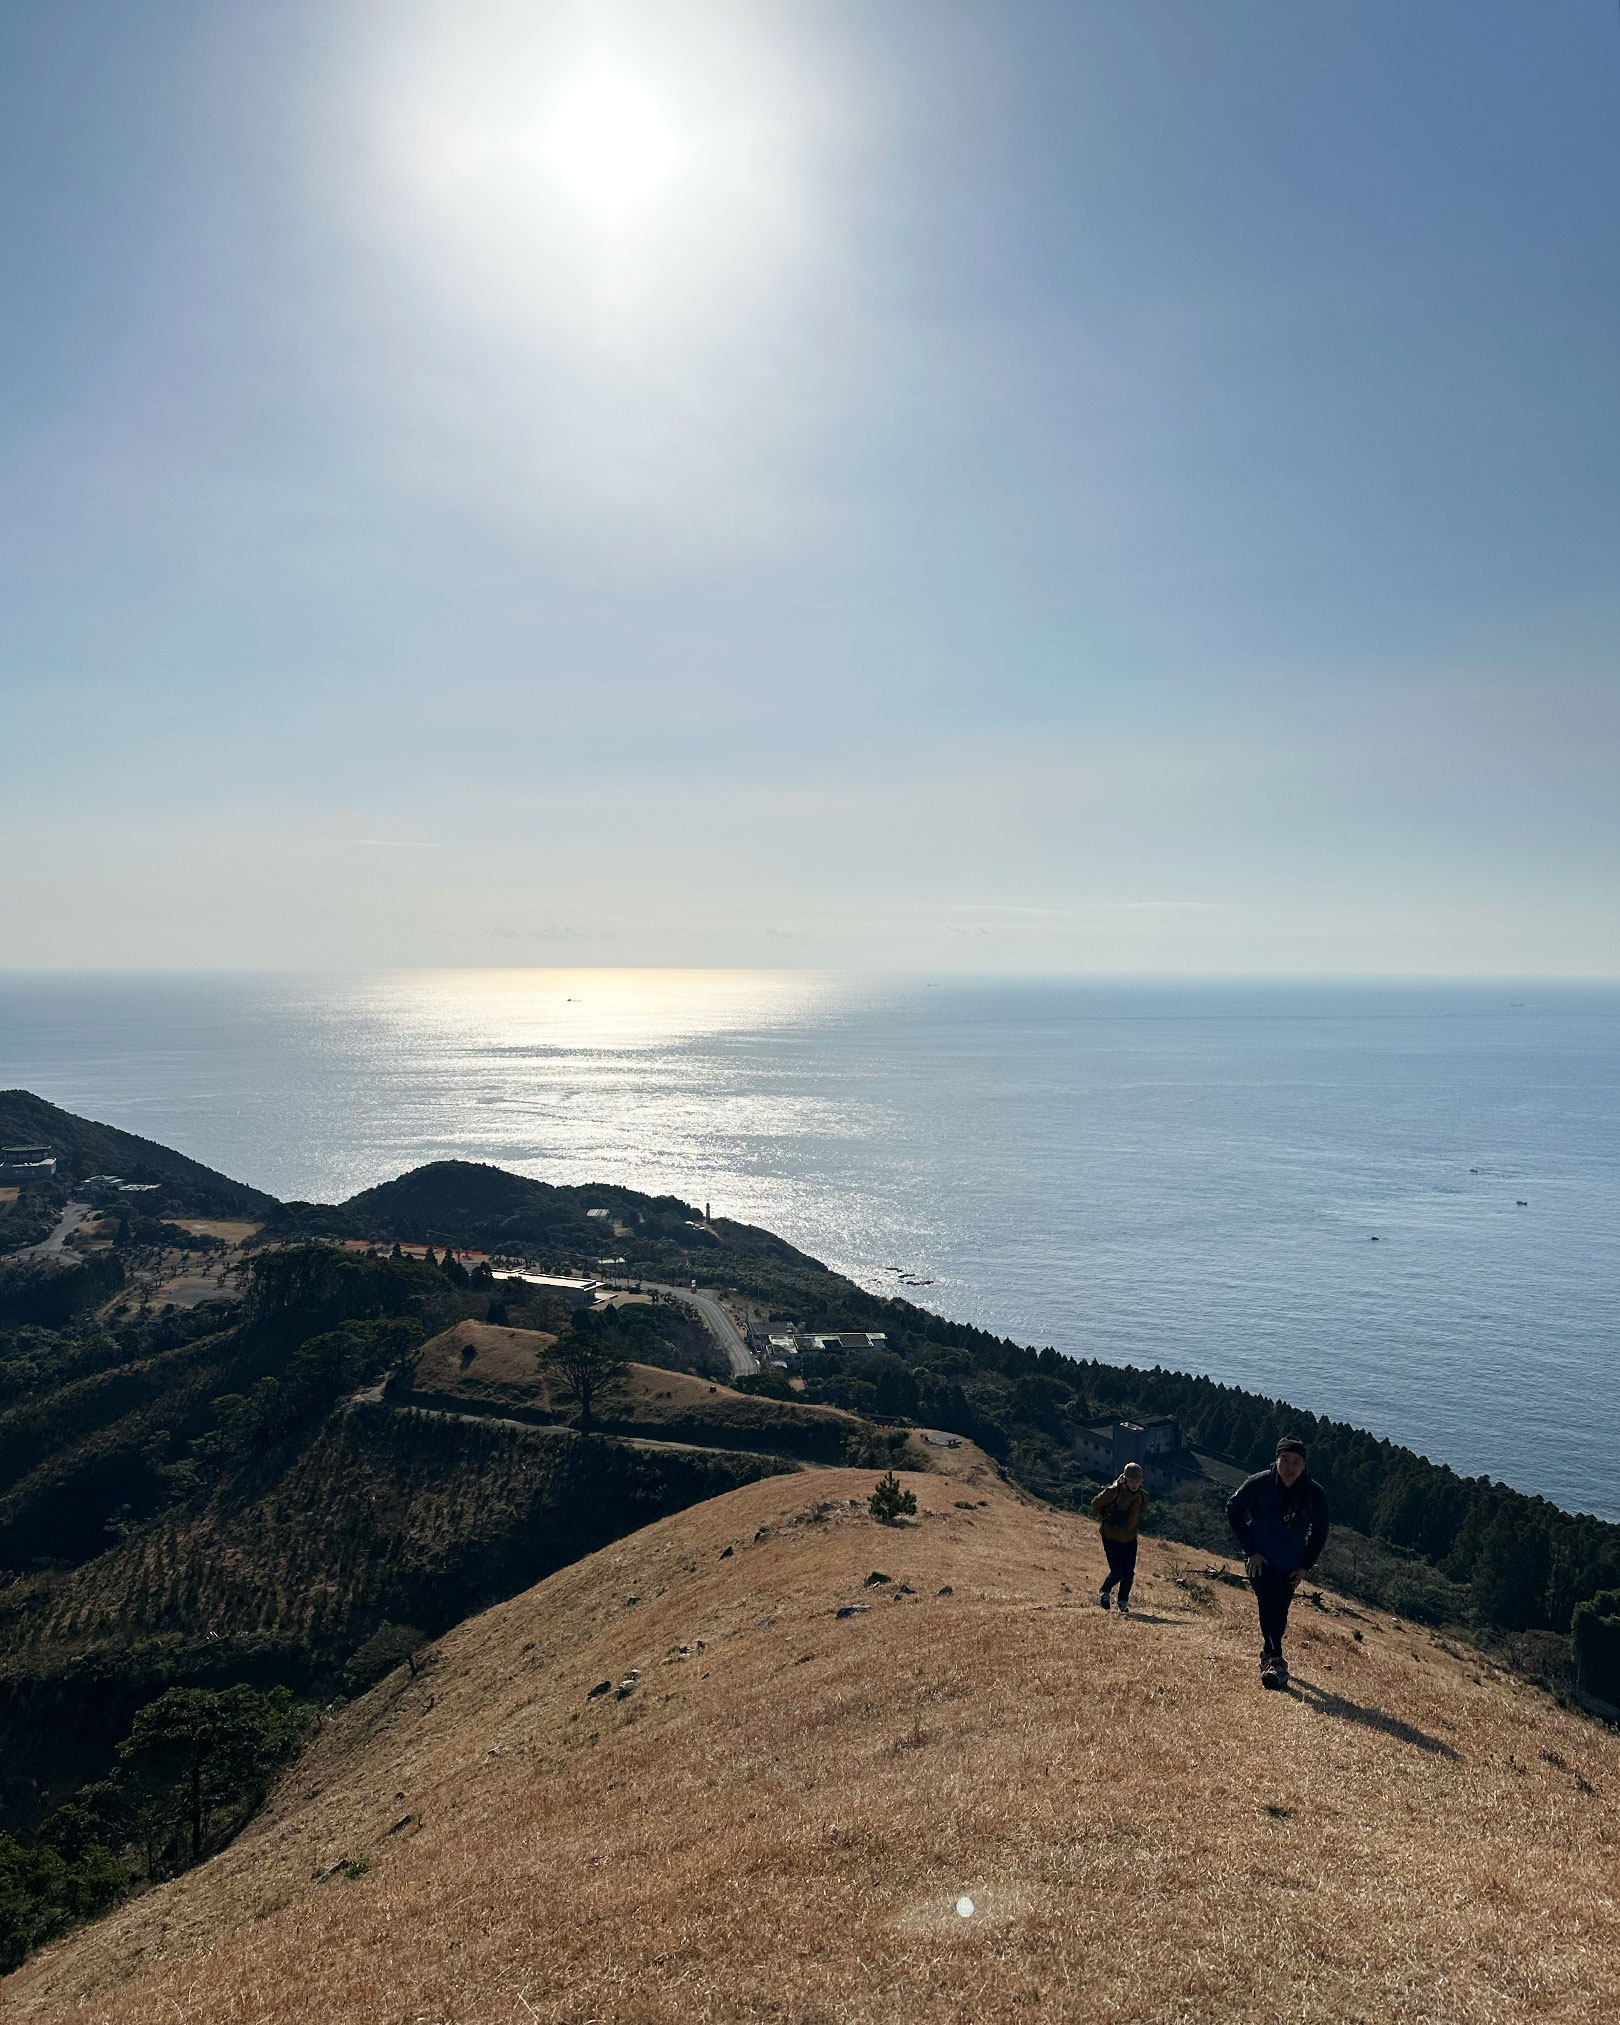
0, 1682, 309, 1972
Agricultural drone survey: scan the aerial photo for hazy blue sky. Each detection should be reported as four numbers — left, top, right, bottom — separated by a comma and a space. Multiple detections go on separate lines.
3, 1, 1616, 971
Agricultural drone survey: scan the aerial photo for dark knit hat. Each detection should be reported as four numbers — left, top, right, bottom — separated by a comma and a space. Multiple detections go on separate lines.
1275, 1436, 1306, 1459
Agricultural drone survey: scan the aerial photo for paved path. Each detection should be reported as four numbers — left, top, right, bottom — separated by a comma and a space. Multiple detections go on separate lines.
635, 1283, 758, 1379
13, 1200, 92, 1262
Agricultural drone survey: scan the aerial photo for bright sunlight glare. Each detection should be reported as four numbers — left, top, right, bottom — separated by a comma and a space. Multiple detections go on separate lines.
546, 76, 682, 210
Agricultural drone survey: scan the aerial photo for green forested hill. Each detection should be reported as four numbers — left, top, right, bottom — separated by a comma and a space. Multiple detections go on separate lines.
0, 1093, 274, 1216
297, 1157, 824, 1282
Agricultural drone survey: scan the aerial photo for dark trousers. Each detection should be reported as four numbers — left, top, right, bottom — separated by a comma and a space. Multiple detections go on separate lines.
1101, 1537, 1137, 1605
1250, 1565, 1296, 1654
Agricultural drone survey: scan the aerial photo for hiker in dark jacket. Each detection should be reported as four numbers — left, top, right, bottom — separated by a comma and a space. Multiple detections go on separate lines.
1091, 1462, 1147, 1616
1226, 1437, 1330, 1689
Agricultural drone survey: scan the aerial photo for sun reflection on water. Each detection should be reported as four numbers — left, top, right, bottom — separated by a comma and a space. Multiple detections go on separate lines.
356, 968, 859, 1055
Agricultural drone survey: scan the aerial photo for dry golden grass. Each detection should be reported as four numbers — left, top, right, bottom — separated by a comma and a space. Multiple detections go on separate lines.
10, 1468, 1617, 2025
409, 1325, 859, 1458
409, 1322, 747, 1418
411, 1322, 562, 1410
171, 1219, 262, 1245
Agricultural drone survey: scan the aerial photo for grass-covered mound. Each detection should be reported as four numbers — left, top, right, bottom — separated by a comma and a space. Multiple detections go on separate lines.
10, 1468, 1616, 2024
404, 1320, 860, 1463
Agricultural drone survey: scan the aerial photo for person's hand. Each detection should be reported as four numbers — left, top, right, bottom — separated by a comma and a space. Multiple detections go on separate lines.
1244, 1554, 1265, 1582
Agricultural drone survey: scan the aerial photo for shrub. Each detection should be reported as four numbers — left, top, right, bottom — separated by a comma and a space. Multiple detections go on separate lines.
734, 1369, 796, 1401
869, 1471, 917, 1523
0, 1833, 130, 1973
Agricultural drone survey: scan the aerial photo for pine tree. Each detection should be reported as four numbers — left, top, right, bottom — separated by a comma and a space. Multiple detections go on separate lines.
869, 1471, 917, 1523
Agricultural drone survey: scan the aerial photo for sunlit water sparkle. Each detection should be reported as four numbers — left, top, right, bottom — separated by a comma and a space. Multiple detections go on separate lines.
2, 970, 1616, 1518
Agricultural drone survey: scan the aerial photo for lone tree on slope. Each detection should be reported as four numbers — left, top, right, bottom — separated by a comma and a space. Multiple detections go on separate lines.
544, 1312, 628, 1433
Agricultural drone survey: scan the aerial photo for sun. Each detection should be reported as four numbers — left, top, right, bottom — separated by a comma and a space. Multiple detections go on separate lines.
545, 76, 681, 211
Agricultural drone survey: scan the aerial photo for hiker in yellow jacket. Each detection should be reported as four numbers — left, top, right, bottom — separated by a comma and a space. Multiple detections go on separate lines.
1091, 1462, 1147, 1616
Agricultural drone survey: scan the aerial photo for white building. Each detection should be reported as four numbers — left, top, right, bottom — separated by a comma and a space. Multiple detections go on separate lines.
0, 1147, 56, 1185
490, 1270, 600, 1310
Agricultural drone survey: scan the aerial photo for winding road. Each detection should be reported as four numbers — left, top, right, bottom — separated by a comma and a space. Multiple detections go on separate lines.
636, 1283, 758, 1380
13, 1200, 92, 1262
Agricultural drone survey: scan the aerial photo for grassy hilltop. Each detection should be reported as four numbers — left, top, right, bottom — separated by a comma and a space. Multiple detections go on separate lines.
9, 1466, 1618, 2025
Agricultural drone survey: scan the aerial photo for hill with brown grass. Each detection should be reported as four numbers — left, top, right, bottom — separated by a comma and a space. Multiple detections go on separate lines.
10, 1462, 1616, 2025
406, 1321, 862, 1462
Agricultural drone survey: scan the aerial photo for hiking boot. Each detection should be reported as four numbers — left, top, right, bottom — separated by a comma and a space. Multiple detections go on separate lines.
1260, 1653, 1284, 1690
1117, 1599, 1131, 1617
1098, 1587, 1111, 1610
1272, 1656, 1290, 1689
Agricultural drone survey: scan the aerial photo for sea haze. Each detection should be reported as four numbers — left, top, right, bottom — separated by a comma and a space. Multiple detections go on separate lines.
2, 971, 1615, 1520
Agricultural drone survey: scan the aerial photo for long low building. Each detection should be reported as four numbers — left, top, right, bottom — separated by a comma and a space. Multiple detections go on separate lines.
490, 1270, 600, 1310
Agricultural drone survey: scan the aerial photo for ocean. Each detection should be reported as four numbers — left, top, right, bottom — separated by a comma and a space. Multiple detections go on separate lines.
2, 970, 1616, 1519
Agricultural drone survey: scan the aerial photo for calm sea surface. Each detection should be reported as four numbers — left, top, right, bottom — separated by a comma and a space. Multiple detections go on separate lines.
2, 971, 1616, 1519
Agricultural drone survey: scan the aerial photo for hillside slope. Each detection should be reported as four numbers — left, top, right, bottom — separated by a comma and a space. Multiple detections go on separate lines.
407, 1322, 862, 1460
0, 1093, 274, 1215
292, 1159, 828, 1288
11, 1468, 1617, 2024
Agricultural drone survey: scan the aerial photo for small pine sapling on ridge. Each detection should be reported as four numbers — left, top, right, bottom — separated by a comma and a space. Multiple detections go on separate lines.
869, 1470, 917, 1523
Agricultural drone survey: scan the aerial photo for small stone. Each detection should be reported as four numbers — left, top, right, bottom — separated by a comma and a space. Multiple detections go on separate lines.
587, 1679, 612, 1699
896, 1583, 915, 1595
835, 1605, 869, 1620
720, 1546, 734, 1559
625, 1595, 640, 1606
865, 1571, 892, 1586
937, 1585, 953, 1596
